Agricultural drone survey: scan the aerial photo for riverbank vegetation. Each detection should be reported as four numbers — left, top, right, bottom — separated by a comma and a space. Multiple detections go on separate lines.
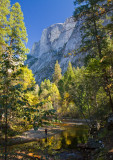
0, 0, 113, 159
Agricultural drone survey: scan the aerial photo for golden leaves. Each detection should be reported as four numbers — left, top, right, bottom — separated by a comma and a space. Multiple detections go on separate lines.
99, 7, 105, 14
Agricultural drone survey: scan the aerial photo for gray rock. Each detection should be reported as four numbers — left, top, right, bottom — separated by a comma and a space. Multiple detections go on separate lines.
107, 113, 113, 130
55, 151, 83, 160
87, 138, 103, 149
25, 17, 85, 84
108, 113, 113, 123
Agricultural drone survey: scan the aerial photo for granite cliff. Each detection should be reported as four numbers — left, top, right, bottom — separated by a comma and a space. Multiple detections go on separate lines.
26, 17, 86, 84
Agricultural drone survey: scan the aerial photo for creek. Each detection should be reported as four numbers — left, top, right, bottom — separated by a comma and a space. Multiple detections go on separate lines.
3, 123, 89, 159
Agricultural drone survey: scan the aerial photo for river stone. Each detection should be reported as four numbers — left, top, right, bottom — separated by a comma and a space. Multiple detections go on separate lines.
87, 138, 102, 149
55, 151, 83, 160
107, 113, 113, 130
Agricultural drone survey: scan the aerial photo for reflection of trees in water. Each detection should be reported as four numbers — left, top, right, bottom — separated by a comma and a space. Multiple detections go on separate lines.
45, 138, 47, 143
60, 127, 88, 149
77, 135, 86, 144
67, 136, 78, 149
8, 125, 89, 157
60, 132, 67, 148
76, 128, 88, 144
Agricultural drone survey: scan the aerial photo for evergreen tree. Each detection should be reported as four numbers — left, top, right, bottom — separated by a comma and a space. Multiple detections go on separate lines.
50, 83, 61, 110
64, 61, 74, 78
0, 0, 10, 46
58, 62, 76, 116
58, 62, 74, 100
53, 60, 62, 85
9, 2, 29, 63
63, 61, 75, 91
0, 1, 11, 159
74, 0, 108, 58
0, 0, 10, 120
73, 0, 113, 112
0, 2, 29, 159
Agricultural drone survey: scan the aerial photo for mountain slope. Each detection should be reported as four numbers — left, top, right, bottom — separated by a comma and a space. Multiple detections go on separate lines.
26, 17, 85, 84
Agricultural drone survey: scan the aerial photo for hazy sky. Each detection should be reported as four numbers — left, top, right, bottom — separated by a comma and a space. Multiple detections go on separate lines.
11, 0, 75, 51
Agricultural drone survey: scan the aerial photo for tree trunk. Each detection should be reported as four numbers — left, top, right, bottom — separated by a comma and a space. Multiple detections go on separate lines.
5, 99, 8, 160
103, 73, 113, 113
92, 7, 102, 58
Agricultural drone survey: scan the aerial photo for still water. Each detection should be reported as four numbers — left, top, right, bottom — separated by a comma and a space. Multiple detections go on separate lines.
7, 124, 89, 159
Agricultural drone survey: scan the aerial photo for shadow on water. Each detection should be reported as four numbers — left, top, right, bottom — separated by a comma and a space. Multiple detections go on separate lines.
1, 124, 89, 159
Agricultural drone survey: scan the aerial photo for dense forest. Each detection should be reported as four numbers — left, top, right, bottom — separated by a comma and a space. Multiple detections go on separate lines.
0, 0, 113, 159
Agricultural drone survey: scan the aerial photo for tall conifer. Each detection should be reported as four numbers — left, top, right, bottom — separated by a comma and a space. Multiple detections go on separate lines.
73, 0, 113, 112
0, 2, 29, 159
53, 60, 62, 85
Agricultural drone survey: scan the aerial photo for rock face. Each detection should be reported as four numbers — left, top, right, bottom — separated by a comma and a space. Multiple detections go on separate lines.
26, 17, 85, 84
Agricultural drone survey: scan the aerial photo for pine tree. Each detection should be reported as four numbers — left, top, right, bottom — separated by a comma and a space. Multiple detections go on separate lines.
0, 2, 29, 159
64, 61, 75, 86
73, 0, 113, 112
0, 0, 10, 119
74, 0, 107, 58
65, 61, 74, 76
58, 62, 75, 99
0, 0, 10, 44
0, 1, 11, 159
53, 60, 62, 85
9, 2, 29, 63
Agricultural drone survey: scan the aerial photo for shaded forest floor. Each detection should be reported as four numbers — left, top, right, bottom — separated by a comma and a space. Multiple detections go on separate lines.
102, 130, 113, 160
82, 128, 113, 160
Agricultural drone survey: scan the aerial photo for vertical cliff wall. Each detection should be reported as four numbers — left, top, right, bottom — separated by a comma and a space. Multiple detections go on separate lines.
26, 17, 85, 84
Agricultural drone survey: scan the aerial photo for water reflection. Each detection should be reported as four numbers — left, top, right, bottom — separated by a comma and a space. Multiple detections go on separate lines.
7, 124, 88, 159
58, 125, 88, 150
